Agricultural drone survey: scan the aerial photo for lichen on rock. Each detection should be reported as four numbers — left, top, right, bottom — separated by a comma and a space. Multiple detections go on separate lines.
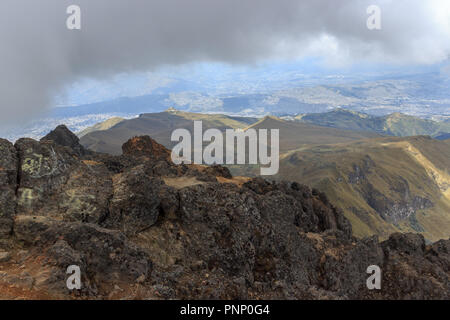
0, 126, 448, 300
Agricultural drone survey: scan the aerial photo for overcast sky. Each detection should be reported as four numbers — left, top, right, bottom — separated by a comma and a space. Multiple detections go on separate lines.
0, 0, 449, 123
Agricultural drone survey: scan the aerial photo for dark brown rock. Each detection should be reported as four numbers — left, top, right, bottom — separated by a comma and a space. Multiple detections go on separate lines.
0, 126, 448, 300
14, 215, 151, 295
0, 139, 18, 237
41, 124, 86, 156
105, 165, 166, 235
122, 135, 171, 161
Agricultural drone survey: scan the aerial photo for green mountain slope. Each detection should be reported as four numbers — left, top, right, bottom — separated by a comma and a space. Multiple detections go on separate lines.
80, 110, 258, 155
80, 111, 449, 241
273, 136, 450, 241
296, 109, 450, 138
246, 116, 381, 153
77, 117, 125, 138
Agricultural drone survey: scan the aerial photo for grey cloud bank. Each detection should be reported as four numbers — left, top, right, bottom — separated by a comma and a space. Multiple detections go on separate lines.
0, 0, 449, 123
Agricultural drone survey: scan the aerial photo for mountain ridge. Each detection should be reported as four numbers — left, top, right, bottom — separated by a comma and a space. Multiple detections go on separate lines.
80, 110, 378, 155
296, 109, 450, 138
77, 111, 449, 241
0, 125, 448, 299
272, 135, 450, 241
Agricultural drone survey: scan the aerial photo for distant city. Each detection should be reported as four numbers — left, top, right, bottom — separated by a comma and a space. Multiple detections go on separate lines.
2, 62, 449, 142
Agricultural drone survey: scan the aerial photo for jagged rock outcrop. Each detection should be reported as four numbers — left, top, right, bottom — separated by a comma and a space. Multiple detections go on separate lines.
0, 126, 448, 299
106, 166, 177, 236
40, 124, 87, 156
14, 215, 150, 295
122, 135, 171, 161
0, 139, 17, 238
14, 137, 111, 224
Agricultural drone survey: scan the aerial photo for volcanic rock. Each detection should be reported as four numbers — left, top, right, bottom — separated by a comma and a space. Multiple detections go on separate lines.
41, 124, 86, 156
122, 135, 171, 161
0, 127, 447, 299
0, 139, 17, 238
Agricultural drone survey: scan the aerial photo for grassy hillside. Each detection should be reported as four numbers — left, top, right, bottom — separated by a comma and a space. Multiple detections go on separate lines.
231, 135, 450, 241
81, 111, 376, 155
296, 109, 450, 138
247, 116, 380, 153
80, 110, 258, 155
77, 117, 125, 138
80, 111, 449, 241
275, 136, 450, 241
380, 113, 450, 136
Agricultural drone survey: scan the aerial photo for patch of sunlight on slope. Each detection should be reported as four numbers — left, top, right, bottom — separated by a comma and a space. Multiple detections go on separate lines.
382, 141, 450, 241
383, 141, 450, 201
77, 117, 125, 138
170, 110, 249, 129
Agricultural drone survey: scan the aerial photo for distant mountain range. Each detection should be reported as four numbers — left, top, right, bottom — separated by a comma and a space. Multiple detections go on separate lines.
3, 70, 449, 142
54, 72, 450, 120
435, 133, 450, 140
80, 110, 256, 155
295, 109, 450, 138
79, 108, 450, 147
69, 71, 450, 117
78, 110, 450, 241
56, 65, 450, 119
79, 109, 379, 155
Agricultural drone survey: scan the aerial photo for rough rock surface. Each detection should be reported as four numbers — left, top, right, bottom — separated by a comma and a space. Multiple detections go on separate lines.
0, 139, 17, 238
40, 124, 87, 156
0, 126, 448, 299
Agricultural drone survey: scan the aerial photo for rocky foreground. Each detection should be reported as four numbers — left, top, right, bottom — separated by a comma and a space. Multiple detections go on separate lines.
0, 125, 448, 299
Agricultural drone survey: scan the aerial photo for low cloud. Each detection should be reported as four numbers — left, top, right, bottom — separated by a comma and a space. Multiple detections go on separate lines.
0, 0, 449, 123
